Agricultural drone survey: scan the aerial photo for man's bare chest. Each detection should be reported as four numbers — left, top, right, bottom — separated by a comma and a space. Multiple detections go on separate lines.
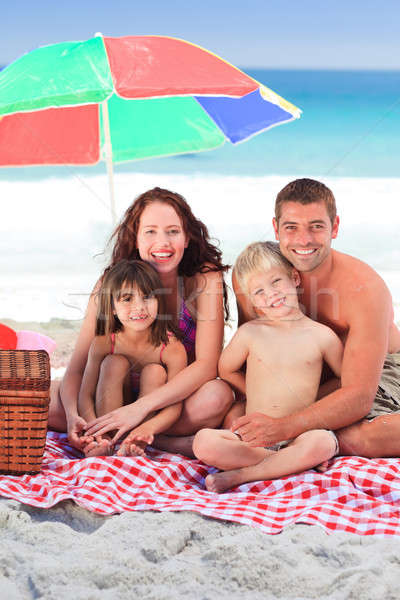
298, 287, 349, 341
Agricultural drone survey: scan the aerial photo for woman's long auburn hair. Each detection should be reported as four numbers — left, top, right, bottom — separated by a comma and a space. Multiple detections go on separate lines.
105, 187, 230, 321
96, 259, 180, 347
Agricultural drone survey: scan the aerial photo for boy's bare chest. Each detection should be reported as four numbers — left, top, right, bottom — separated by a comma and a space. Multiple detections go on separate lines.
248, 326, 322, 372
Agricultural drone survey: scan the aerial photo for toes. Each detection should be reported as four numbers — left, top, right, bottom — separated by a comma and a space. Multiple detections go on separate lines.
84, 441, 98, 456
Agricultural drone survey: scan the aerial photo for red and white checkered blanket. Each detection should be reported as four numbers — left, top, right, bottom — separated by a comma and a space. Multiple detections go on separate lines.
1, 432, 399, 536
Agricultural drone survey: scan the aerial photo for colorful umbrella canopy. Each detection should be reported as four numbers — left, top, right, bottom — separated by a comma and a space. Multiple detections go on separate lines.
0, 34, 301, 221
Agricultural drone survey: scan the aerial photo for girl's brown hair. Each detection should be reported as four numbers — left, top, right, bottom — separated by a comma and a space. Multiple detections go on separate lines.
106, 187, 230, 321
96, 259, 178, 347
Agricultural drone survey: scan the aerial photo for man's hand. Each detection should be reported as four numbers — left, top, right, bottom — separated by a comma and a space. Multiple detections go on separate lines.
230, 412, 288, 448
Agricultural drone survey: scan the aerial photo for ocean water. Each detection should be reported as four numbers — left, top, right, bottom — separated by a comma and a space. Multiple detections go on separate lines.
1, 69, 400, 323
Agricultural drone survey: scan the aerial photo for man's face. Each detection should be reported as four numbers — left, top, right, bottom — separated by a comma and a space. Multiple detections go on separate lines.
273, 201, 339, 273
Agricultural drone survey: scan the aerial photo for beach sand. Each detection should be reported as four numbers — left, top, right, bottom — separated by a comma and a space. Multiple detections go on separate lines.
1, 319, 400, 599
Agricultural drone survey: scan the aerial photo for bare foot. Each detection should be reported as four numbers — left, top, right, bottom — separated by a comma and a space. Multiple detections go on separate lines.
205, 471, 239, 494
84, 439, 113, 458
153, 434, 195, 458
117, 439, 147, 457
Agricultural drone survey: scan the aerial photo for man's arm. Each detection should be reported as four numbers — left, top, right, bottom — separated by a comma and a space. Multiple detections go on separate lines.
319, 326, 343, 379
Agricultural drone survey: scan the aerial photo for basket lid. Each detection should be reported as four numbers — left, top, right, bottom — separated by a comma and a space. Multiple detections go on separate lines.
0, 349, 51, 391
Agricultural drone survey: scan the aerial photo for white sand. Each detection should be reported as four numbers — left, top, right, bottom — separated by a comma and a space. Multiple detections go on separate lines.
1, 320, 400, 599
1, 500, 399, 600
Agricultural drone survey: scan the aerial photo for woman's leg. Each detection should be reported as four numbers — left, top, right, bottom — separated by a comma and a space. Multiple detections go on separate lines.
48, 380, 67, 431
153, 379, 234, 457
170, 379, 234, 433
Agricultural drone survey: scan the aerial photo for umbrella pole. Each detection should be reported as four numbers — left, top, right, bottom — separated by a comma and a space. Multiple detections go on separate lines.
101, 101, 117, 228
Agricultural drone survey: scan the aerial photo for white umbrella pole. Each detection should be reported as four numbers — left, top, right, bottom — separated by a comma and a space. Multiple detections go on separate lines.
101, 100, 118, 228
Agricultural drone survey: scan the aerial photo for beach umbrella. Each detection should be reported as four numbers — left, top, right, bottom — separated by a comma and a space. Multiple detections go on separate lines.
0, 34, 301, 224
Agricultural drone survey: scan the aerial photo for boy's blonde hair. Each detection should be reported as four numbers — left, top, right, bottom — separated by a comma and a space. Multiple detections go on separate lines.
235, 241, 294, 296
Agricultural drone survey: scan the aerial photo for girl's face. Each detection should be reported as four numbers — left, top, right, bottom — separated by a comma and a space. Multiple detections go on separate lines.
113, 284, 158, 332
136, 202, 189, 275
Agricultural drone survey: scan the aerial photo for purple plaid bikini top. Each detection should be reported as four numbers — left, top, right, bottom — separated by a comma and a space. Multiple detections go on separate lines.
178, 294, 196, 353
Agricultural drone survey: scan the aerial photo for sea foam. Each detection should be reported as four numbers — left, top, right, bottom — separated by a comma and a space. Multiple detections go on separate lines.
1, 172, 399, 322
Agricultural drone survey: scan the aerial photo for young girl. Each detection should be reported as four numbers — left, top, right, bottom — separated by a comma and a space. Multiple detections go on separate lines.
49, 188, 233, 455
78, 259, 187, 457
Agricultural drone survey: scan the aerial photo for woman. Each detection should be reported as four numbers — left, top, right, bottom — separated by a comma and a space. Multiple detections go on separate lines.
49, 187, 233, 456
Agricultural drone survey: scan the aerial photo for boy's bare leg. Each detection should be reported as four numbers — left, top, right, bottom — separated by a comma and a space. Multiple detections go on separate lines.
48, 381, 67, 431
193, 428, 268, 470
204, 429, 337, 494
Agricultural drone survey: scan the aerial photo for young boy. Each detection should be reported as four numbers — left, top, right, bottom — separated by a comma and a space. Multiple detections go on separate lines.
193, 241, 343, 493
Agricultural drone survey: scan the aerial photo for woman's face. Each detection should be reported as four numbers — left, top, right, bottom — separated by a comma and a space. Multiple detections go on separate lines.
136, 202, 188, 276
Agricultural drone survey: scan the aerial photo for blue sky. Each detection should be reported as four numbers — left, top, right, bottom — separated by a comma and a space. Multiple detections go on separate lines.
1, 0, 399, 70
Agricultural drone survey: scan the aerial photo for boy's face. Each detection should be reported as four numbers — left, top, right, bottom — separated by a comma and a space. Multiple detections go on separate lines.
247, 267, 300, 320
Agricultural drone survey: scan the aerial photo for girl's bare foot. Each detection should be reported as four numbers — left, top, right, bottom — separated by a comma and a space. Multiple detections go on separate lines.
84, 439, 113, 458
117, 439, 147, 457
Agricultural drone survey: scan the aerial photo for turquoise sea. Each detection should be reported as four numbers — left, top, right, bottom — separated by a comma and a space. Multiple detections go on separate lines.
1, 69, 400, 324
2, 69, 400, 180
157, 68, 400, 179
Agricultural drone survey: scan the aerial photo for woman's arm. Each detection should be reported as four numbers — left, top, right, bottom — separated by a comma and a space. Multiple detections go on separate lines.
84, 269, 226, 443
57, 281, 100, 445
163, 336, 188, 381
125, 402, 183, 445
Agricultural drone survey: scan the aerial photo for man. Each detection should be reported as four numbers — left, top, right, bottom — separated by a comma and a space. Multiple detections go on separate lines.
230, 178, 400, 457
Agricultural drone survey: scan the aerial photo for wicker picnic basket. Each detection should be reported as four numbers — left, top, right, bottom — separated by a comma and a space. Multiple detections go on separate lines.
0, 349, 50, 475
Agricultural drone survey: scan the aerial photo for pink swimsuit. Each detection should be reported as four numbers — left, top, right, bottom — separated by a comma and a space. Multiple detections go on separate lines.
110, 333, 166, 390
